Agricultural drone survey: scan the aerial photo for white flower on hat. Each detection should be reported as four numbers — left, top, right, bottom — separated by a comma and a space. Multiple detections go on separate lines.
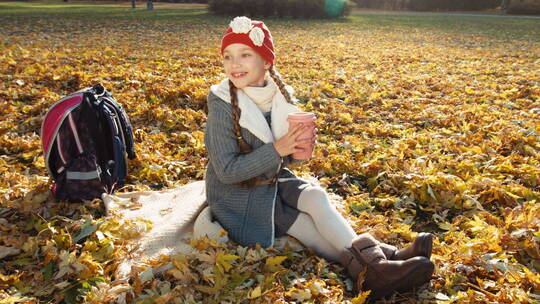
229, 16, 253, 34
249, 27, 265, 46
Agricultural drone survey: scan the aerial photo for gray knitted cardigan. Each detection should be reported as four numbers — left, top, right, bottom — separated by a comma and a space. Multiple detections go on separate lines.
204, 91, 302, 248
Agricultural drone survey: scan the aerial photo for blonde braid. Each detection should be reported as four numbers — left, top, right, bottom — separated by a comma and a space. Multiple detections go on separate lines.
229, 80, 252, 153
268, 66, 296, 105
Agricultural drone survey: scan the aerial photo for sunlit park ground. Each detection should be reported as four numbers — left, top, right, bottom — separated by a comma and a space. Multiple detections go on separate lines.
0, 2, 539, 303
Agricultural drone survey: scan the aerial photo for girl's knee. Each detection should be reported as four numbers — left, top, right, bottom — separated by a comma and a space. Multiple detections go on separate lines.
298, 186, 333, 211
301, 186, 327, 200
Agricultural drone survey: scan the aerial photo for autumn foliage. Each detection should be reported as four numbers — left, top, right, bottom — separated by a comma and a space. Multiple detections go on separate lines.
0, 2, 539, 303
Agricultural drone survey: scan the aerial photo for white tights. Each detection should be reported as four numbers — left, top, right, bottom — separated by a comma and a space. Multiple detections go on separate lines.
285, 186, 357, 262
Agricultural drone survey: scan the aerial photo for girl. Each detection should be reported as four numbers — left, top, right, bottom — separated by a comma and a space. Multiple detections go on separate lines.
204, 16, 435, 299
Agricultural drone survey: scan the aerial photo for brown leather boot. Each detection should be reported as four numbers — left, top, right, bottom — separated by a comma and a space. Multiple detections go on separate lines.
340, 233, 434, 299
379, 232, 434, 260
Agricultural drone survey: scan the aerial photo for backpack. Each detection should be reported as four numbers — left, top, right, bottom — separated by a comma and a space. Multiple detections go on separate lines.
41, 84, 136, 202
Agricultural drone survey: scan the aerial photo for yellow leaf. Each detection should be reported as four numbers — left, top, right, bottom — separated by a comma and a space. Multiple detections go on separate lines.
265, 255, 287, 272
438, 222, 452, 231
285, 287, 312, 301
6, 58, 17, 65
351, 290, 371, 304
216, 252, 239, 273
247, 285, 262, 299
23, 65, 36, 75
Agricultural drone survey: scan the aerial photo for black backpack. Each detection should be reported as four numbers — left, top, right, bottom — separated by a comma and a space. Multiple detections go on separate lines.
41, 84, 136, 202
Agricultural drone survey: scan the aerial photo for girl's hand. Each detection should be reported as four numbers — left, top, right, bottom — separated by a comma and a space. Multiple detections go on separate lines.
273, 123, 313, 157
310, 127, 318, 148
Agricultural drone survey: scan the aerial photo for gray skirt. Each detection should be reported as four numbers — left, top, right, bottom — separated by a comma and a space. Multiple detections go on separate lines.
274, 177, 311, 237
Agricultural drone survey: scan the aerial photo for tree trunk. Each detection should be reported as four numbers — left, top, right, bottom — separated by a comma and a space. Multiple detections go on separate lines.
132, 0, 136, 8
146, 0, 154, 10
507, 0, 540, 14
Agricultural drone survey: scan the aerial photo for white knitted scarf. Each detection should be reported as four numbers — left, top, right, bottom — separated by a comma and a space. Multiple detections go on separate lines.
210, 76, 300, 143
243, 78, 275, 113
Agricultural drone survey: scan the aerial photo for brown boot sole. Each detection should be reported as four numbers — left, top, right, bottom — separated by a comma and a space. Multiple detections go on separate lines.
367, 258, 435, 299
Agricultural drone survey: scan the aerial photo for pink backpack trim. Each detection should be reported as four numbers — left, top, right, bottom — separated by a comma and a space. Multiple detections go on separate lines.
41, 89, 89, 177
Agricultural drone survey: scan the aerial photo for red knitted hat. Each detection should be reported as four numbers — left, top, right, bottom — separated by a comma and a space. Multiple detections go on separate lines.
221, 17, 275, 65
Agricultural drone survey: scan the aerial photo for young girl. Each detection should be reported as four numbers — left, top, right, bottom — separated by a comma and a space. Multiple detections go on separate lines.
204, 16, 435, 299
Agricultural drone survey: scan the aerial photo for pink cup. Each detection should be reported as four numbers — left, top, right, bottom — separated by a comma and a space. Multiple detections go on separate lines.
287, 112, 316, 160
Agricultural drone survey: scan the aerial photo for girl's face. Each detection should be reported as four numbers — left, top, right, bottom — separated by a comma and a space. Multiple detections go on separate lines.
223, 43, 270, 89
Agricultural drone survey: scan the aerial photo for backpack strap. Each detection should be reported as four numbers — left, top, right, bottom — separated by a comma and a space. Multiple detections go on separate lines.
81, 83, 135, 190
101, 95, 136, 160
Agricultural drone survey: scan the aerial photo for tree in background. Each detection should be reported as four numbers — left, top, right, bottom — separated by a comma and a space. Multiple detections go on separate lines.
507, 0, 540, 14
208, 0, 351, 18
500, 0, 508, 10
354, 0, 501, 11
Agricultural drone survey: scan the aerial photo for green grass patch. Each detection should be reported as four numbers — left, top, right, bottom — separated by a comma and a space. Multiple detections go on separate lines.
348, 13, 540, 41
0, 1, 215, 22
0, 1, 539, 42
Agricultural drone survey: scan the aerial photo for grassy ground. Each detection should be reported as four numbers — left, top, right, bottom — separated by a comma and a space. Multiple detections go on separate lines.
1, 1, 539, 41
0, 2, 539, 304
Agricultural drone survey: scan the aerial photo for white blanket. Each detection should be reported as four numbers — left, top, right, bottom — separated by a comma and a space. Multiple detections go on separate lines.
102, 180, 303, 281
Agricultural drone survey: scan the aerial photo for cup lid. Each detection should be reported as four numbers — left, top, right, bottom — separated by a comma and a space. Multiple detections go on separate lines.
287, 112, 316, 121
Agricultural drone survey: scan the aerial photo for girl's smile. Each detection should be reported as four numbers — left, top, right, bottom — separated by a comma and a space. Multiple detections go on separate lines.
231, 72, 248, 78
223, 43, 271, 88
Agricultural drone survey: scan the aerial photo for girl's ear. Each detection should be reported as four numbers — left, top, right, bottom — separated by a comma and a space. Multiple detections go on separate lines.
264, 61, 271, 70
